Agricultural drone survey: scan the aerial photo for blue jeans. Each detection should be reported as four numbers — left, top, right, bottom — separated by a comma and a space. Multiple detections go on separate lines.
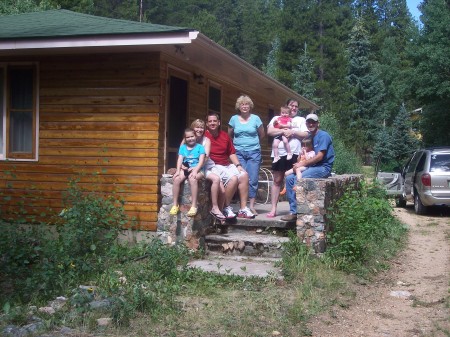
285, 166, 331, 214
236, 149, 261, 199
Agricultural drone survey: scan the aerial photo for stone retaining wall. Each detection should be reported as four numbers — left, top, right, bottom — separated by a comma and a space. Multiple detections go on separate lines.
157, 173, 362, 253
157, 174, 214, 249
295, 174, 362, 253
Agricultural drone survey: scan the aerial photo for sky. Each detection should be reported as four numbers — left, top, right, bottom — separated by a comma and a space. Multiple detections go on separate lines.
406, 0, 421, 22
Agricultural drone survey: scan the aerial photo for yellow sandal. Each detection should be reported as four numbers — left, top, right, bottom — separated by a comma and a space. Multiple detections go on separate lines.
169, 205, 179, 215
187, 206, 197, 217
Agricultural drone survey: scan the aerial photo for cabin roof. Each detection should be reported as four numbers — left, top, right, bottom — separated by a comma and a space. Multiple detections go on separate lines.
0, 10, 319, 111
0, 9, 191, 40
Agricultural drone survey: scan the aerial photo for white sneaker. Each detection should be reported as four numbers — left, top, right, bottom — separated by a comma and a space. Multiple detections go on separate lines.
286, 154, 293, 160
237, 207, 255, 219
272, 156, 280, 163
222, 206, 236, 219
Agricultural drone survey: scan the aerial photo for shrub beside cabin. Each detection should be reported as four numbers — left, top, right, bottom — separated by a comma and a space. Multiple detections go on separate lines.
0, 10, 318, 230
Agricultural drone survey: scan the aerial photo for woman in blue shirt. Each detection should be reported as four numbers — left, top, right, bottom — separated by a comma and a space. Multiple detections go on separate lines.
228, 95, 265, 215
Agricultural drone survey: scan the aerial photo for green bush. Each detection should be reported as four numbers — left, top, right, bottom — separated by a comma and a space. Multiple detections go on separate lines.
56, 180, 127, 272
319, 113, 362, 174
0, 224, 48, 282
332, 139, 363, 174
325, 183, 407, 276
0, 180, 129, 303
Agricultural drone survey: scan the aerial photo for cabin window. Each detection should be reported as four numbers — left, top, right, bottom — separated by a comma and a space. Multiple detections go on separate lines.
0, 65, 38, 160
208, 84, 221, 115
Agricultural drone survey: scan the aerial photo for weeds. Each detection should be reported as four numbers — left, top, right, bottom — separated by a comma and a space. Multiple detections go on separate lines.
0, 177, 409, 336
0, 180, 127, 303
325, 182, 408, 276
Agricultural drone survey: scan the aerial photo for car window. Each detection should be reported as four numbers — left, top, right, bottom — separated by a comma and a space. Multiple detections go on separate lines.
416, 153, 427, 172
406, 152, 423, 173
430, 154, 450, 172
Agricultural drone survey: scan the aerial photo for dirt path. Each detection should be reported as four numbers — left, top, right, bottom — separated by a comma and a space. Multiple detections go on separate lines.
308, 205, 450, 337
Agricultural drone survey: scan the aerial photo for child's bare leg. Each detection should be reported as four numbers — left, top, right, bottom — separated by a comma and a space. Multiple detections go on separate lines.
272, 138, 281, 163
283, 136, 292, 160
285, 168, 293, 176
296, 166, 306, 180
172, 175, 186, 207
295, 167, 303, 180
188, 175, 199, 208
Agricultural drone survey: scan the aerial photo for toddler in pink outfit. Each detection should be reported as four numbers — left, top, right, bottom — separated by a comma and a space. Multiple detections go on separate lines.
285, 138, 315, 179
272, 106, 293, 163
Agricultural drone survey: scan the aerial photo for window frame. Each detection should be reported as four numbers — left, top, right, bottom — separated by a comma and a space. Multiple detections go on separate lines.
208, 81, 222, 117
0, 63, 39, 161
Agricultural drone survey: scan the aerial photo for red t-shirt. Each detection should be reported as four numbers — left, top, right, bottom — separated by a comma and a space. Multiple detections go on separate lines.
205, 130, 236, 165
274, 115, 292, 128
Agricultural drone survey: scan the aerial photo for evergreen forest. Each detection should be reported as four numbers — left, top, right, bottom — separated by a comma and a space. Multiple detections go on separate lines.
2, 0, 449, 167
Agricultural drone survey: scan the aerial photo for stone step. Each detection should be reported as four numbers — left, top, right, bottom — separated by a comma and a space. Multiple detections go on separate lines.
225, 216, 296, 230
225, 201, 296, 229
204, 231, 289, 258
188, 255, 283, 279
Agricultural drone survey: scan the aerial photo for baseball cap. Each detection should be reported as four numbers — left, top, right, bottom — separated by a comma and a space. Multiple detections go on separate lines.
305, 113, 319, 122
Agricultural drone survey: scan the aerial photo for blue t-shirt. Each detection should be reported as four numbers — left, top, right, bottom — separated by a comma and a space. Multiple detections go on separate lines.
228, 114, 263, 151
178, 143, 206, 168
312, 130, 335, 170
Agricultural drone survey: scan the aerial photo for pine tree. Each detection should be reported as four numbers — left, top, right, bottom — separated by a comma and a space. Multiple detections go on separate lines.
409, 0, 450, 146
372, 126, 394, 171
292, 43, 317, 101
263, 36, 281, 80
390, 103, 419, 160
346, 17, 386, 161
0, 0, 56, 14
279, 0, 353, 112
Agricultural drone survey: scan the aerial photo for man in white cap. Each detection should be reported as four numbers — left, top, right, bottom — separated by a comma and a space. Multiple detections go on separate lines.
281, 113, 335, 221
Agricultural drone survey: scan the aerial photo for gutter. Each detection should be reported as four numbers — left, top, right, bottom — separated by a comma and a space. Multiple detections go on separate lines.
0, 31, 199, 50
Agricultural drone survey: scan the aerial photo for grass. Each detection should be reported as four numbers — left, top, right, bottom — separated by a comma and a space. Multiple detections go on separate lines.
361, 165, 375, 180
0, 180, 409, 336
427, 221, 439, 227
0, 233, 358, 337
102, 262, 353, 337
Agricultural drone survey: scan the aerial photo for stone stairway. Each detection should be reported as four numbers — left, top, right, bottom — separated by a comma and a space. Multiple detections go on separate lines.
204, 201, 296, 258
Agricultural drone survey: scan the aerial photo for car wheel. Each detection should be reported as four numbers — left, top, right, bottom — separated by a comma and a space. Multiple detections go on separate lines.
395, 196, 407, 208
414, 193, 427, 215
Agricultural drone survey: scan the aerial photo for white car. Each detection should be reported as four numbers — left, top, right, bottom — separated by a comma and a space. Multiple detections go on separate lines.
377, 147, 450, 214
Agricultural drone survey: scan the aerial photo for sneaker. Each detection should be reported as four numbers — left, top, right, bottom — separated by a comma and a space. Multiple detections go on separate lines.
237, 207, 255, 219
272, 156, 280, 163
222, 206, 236, 219
286, 153, 293, 160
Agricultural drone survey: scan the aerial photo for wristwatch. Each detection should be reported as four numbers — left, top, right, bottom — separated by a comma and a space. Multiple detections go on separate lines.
236, 164, 241, 167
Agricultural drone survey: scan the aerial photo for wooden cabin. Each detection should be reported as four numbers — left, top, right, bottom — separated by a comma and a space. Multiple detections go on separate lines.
0, 10, 318, 230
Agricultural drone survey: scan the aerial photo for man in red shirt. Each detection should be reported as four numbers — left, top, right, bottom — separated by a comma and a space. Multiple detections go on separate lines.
205, 113, 255, 219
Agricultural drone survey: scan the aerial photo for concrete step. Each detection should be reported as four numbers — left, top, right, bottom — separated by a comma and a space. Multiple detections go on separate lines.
204, 231, 289, 258
225, 216, 296, 230
225, 201, 296, 229
188, 255, 283, 279
203, 202, 294, 258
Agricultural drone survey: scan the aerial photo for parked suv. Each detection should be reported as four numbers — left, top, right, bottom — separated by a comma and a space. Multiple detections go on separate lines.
377, 147, 450, 214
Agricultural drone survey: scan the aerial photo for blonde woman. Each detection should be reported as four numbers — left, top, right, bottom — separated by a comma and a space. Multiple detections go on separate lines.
228, 95, 265, 216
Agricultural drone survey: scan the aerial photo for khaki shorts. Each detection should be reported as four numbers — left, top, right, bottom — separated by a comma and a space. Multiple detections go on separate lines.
206, 164, 244, 186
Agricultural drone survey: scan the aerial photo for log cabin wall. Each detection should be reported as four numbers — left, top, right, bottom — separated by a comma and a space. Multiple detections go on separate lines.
0, 52, 162, 230
1, 50, 295, 231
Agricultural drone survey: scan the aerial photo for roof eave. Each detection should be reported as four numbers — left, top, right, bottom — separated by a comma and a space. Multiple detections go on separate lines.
0, 31, 199, 50
194, 34, 320, 111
